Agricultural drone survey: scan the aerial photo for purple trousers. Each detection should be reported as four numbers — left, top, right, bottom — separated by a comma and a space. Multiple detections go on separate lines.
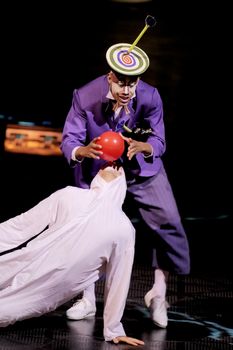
125, 164, 190, 274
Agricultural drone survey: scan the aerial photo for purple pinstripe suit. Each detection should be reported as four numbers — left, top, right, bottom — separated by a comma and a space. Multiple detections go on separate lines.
61, 75, 190, 274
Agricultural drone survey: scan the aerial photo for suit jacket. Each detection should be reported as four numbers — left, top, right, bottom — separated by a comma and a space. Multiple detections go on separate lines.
61, 75, 166, 188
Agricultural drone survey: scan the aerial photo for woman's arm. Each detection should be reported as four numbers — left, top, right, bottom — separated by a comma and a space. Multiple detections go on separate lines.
0, 193, 54, 253
103, 245, 144, 345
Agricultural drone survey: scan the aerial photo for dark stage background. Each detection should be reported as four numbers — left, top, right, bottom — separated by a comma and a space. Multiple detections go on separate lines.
0, 1, 231, 274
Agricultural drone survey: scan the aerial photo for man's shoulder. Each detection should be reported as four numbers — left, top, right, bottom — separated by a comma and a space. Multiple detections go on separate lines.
138, 79, 157, 92
73, 75, 108, 104
136, 80, 161, 104
78, 75, 107, 91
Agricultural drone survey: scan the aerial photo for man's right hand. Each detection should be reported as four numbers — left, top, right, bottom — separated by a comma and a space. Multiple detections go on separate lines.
75, 137, 103, 159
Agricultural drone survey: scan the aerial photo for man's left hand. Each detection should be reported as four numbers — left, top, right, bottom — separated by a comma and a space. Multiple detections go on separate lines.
120, 134, 152, 160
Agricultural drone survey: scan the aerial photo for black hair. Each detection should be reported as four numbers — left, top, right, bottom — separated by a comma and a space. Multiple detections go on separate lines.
112, 70, 140, 82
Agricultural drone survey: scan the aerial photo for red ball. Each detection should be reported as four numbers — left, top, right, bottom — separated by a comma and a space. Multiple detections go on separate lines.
96, 131, 125, 162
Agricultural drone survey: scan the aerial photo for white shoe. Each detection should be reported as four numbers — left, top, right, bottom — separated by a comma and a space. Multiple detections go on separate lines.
144, 290, 169, 328
144, 289, 154, 308
66, 297, 96, 320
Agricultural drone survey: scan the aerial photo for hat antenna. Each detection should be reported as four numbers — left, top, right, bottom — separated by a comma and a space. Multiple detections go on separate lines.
127, 15, 157, 54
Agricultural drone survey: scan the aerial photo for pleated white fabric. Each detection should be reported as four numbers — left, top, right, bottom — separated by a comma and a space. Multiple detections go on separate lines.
0, 167, 135, 341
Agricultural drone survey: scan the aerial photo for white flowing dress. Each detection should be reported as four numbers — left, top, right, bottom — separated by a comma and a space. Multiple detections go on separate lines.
0, 168, 135, 341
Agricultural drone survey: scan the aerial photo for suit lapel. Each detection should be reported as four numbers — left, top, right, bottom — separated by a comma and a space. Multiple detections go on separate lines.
102, 97, 137, 132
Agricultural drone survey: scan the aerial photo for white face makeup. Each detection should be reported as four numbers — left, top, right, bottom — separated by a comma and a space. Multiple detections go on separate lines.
108, 71, 139, 107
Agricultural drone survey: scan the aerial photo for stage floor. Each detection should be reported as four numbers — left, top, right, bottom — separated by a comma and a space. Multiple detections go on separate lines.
0, 154, 232, 349
0, 265, 233, 350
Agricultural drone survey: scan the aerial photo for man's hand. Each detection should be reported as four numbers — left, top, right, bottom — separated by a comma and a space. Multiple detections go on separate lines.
120, 133, 152, 160
112, 336, 145, 346
75, 137, 103, 159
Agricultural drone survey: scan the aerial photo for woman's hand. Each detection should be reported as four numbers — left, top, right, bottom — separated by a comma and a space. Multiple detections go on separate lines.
112, 336, 145, 346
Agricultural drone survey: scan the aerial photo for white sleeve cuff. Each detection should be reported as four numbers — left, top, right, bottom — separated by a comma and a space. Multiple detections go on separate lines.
71, 146, 83, 163
143, 145, 154, 158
